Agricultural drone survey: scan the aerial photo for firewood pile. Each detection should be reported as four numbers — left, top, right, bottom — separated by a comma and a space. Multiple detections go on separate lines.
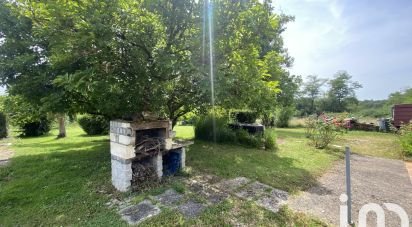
134, 137, 163, 158
131, 161, 158, 191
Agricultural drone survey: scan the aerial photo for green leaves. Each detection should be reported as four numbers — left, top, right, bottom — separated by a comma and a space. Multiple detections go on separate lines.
1, 0, 292, 121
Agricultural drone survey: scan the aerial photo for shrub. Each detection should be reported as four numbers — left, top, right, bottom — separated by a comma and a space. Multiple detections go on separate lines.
195, 115, 236, 143
264, 131, 277, 151
195, 114, 276, 150
262, 113, 275, 127
78, 115, 109, 135
235, 129, 262, 148
0, 112, 7, 138
231, 111, 257, 124
399, 121, 412, 157
21, 117, 51, 137
305, 115, 342, 149
4, 95, 51, 137
276, 106, 295, 128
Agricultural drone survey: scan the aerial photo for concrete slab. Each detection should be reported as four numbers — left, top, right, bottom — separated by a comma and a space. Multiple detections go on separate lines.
153, 189, 184, 206
177, 200, 206, 219
255, 189, 289, 213
235, 181, 273, 200
214, 177, 251, 192
0, 149, 13, 167
119, 200, 160, 225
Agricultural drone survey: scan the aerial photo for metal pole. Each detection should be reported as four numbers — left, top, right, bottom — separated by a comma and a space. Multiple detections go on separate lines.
345, 146, 352, 225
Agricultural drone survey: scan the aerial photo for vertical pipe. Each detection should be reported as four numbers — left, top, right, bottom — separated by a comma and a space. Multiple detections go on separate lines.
345, 146, 352, 225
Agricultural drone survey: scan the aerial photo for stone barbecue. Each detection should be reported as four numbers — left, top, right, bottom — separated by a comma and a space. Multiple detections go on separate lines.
110, 119, 189, 192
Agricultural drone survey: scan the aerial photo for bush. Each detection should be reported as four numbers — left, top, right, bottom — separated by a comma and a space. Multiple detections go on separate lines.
78, 115, 109, 135
264, 131, 277, 150
232, 111, 257, 124
235, 129, 262, 148
21, 117, 51, 137
4, 95, 51, 137
0, 112, 7, 138
195, 115, 236, 143
195, 114, 276, 150
305, 115, 342, 149
399, 121, 412, 157
276, 106, 294, 128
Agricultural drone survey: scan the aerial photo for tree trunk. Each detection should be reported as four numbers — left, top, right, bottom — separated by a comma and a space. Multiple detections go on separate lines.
57, 114, 66, 138
172, 117, 178, 129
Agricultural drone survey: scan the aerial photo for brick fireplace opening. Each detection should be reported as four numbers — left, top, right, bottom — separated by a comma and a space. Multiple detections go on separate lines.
110, 120, 189, 192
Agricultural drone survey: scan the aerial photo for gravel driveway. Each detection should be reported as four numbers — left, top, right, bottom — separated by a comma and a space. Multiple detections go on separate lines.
289, 154, 412, 226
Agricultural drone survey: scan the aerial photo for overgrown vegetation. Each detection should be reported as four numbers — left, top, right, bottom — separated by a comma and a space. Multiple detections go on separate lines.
399, 121, 412, 157
276, 106, 295, 128
231, 111, 258, 124
78, 115, 109, 135
194, 114, 276, 150
20, 117, 51, 137
3, 95, 51, 137
305, 115, 342, 149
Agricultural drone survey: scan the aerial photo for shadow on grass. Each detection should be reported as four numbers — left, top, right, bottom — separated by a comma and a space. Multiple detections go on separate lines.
275, 128, 307, 139
187, 140, 334, 194
0, 139, 124, 226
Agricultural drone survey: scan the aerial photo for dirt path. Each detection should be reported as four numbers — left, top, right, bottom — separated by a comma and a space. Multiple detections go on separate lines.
288, 154, 412, 226
0, 139, 13, 166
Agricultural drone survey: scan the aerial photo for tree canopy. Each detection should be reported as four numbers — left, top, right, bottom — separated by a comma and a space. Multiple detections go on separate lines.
0, 0, 292, 126
324, 71, 362, 112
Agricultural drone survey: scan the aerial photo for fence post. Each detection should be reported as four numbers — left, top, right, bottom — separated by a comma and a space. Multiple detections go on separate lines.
345, 146, 353, 225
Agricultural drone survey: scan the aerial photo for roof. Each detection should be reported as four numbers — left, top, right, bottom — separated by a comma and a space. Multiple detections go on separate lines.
393, 104, 412, 108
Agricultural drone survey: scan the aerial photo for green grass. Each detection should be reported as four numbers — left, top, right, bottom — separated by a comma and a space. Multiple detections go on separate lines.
2, 123, 399, 226
174, 125, 195, 140
334, 130, 403, 159
1, 124, 328, 226
0, 125, 125, 226
188, 128, 341, 193
140, 200, 327, 226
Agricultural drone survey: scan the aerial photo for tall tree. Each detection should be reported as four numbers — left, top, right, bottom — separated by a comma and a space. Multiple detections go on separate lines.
0, 0, 80, 137
325, 71, 362, 112
302, 75, 327, 114
1, 0, 292, 129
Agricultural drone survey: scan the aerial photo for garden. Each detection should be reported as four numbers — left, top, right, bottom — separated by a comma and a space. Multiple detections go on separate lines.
0, 0, 411, 226
0, 116, 406, 226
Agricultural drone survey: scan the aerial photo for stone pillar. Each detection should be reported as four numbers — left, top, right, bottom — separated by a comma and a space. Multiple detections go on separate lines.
110, 120, 135, 192
152, 153, 163, 180
111, 155, 132, 192
181, 148, 186, 169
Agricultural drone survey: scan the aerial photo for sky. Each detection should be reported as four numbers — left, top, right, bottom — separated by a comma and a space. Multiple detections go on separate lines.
275, 0, 412, 100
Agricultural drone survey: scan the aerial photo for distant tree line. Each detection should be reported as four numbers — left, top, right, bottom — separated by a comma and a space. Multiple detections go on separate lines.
296, 71, 362, 116
295, 71, 412, 118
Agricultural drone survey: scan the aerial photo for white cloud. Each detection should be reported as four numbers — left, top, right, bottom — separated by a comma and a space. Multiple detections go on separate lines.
274, 0, 412, 100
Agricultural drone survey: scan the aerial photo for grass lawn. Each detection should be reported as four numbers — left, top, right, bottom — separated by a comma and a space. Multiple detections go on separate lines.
0, 125, 123, 226
335, 130, 403, 159
0, 124, 402, 226
188, 131, 341, 193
